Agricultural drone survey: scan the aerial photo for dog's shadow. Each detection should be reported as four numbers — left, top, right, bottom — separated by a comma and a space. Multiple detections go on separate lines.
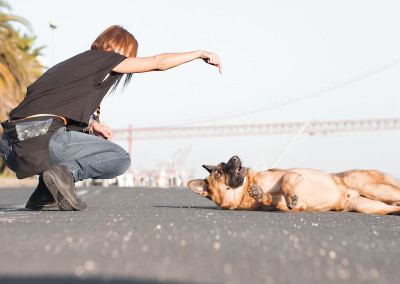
154, 205, 218, 210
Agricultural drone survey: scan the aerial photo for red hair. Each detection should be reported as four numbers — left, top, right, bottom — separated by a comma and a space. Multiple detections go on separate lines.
91, 25, 138, 121
91, 25, 138, 58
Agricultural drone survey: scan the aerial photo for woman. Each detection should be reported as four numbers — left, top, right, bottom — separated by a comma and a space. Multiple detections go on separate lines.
0, 25, 222, 211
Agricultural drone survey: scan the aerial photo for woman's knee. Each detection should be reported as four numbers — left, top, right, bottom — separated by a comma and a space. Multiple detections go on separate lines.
114, 150, 131, 176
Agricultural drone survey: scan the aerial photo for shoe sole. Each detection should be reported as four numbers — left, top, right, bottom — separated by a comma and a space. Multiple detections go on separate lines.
25, 201, 59, 211
43, 170, 87, 211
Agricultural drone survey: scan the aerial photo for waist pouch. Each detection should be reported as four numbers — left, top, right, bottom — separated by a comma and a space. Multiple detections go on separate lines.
1, 116, 65, 179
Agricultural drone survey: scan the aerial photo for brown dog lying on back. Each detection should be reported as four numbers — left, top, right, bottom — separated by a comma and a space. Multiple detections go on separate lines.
187, 155, 400, 215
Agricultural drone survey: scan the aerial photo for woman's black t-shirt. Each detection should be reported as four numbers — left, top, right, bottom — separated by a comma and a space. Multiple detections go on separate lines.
9, 50, 127, 126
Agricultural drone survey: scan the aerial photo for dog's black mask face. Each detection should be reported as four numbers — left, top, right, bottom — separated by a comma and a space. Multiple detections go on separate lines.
225, 155, 246, 188
188, 156, 247, 204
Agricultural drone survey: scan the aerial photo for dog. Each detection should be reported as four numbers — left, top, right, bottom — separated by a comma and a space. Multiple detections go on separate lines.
187, 155, 400, 214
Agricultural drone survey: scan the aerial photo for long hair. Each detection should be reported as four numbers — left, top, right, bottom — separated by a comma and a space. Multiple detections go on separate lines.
91, 25, 138, 121
91, 25, 138, 92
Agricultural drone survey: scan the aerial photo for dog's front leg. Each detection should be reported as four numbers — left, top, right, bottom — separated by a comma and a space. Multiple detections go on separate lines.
281, 172, 303, 210
248, 184, 273, 205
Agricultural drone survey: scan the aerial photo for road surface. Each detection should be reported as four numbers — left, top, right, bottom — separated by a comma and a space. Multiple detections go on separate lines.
0, 185, 399, 283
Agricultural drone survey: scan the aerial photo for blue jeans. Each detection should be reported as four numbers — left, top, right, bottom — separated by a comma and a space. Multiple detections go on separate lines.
0, 132, 17, 172
1, 127, 131, 182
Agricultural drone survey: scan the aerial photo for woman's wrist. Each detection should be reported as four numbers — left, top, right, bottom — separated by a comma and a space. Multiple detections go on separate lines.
84, 118, 96, 133
89, 120, 97, 133
198, 50, 205, 59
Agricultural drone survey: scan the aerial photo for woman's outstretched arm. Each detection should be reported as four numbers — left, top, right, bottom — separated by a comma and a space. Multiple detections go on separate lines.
113, 51, 222, 74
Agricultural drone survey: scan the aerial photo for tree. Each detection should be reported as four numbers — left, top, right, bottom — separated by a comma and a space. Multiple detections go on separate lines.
0, 0, 45, 174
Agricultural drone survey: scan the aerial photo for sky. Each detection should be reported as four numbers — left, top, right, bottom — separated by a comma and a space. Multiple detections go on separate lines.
9, 0, 400, 178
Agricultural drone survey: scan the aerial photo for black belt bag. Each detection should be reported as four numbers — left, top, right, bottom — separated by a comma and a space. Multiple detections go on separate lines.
1, 116, 65, 179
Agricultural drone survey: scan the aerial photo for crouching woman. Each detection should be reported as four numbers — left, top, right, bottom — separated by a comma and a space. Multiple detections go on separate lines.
0, 25, 222, 211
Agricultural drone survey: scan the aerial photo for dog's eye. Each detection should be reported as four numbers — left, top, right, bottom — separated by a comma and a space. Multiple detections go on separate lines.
215, 171, 221, 178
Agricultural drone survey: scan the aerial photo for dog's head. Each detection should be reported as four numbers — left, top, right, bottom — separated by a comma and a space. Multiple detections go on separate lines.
187, 155, 247, 204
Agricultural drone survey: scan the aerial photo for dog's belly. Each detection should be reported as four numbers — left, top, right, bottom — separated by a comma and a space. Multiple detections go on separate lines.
292, 169, 345, 211
259, 168, 346, 211
296, 182, 344, 211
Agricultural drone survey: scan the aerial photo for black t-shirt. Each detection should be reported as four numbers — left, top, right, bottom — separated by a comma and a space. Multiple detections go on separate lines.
10, 50, 127, 126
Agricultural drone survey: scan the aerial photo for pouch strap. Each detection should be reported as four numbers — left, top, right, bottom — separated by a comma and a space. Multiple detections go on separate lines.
20, 114, 67, 126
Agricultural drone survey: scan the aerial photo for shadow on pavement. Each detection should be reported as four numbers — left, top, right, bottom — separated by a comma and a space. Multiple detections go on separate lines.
154, 205, 218, 210
0, 276, 188, 284
0, 207, 30, 212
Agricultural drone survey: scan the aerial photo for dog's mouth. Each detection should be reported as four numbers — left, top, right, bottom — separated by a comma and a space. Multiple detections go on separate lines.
228, 165, 246, 188
226, 156, 246, 187
234, 165, 245, 178
227, 156, 245, 178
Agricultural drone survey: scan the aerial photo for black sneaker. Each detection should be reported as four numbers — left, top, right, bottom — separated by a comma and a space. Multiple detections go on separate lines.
43, 165, 87, 211
25, 175, 58, 210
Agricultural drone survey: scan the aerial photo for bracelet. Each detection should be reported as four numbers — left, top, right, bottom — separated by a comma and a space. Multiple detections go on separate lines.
84, 118, 95, 133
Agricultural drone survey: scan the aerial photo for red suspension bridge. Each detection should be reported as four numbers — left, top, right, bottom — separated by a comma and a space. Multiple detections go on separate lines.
113, 118, 400, 140
112, 118, 400, 157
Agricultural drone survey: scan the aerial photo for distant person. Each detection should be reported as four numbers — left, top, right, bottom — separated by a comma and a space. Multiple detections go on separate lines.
0, 25, 222, 211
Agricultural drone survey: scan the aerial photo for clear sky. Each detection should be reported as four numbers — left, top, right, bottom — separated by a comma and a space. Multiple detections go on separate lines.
9, 0, 400, 178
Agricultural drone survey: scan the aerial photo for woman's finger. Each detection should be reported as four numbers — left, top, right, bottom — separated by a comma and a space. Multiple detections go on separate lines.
202, 52, 222, 74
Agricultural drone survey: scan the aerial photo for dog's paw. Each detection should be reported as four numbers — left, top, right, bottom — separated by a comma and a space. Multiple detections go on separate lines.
248, 185, 264, 201
286, 194, 298, 210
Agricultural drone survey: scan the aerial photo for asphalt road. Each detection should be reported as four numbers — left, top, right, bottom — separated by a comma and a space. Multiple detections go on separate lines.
0, 185, 399, 284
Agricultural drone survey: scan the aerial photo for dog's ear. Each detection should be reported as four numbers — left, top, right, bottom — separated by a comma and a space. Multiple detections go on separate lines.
187, 179, 209, 197
202, 165, 216, 173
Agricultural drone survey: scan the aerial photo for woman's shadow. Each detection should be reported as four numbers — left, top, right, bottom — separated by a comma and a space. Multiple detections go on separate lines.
0, 206, 32, 212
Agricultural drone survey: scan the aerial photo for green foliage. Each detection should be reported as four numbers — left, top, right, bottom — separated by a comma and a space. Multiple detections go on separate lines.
0, 0, 45, 175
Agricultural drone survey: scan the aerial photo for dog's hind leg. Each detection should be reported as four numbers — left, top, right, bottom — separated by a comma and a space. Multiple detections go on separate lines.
281, 172, 303, 210
344, 195, 400, 215
341, 170, 400, 206
361, 183, 400, 206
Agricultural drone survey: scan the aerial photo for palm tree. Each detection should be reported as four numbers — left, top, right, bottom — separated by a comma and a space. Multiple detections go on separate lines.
0, 0, 30, 97
0, 0, 45, 174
